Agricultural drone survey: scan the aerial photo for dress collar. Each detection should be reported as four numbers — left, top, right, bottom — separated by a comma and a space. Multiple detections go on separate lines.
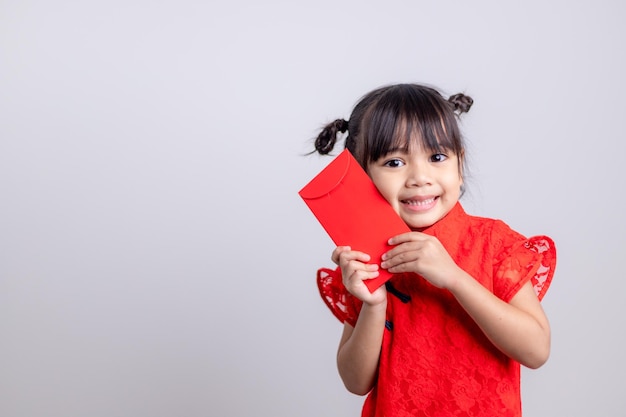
420, 202, 466, 238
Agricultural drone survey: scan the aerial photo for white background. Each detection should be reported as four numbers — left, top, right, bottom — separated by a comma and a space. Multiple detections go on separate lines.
1, 1, 624, 416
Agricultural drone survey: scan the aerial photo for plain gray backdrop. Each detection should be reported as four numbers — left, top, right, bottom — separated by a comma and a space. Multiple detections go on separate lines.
1, 1, 624, 416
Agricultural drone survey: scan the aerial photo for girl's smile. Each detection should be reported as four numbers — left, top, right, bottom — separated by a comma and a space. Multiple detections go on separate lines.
401, 195, 438, 211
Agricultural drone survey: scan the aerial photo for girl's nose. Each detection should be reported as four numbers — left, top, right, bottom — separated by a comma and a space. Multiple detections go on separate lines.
406, 164, 432, 187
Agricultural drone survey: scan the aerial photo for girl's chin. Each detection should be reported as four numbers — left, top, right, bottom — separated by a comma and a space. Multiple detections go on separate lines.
404, 218, 436, 231
409, 224, 434, 232
400, 210, 444, 230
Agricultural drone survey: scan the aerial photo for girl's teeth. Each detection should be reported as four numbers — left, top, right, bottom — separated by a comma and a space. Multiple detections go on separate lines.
406, 198, 434, 206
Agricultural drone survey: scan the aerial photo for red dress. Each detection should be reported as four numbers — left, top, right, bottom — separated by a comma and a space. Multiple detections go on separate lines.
317, 203, 556, 417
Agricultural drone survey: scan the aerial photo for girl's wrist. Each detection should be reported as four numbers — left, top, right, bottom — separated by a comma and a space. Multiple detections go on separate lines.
362, 297, 387, 312
445, 267, 471, 295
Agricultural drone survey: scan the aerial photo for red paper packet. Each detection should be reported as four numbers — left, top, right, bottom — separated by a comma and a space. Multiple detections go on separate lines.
299, 149, 410, 292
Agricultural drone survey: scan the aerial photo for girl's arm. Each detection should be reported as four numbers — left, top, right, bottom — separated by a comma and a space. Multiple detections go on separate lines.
447, 271, 550, 368
332, 246, 387, 395
337, 301, 387, 395
382, 233, 550, 369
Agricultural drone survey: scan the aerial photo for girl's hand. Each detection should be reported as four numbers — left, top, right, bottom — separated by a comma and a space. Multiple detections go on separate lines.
332, 246, 387, 306
381, 232, 461, 289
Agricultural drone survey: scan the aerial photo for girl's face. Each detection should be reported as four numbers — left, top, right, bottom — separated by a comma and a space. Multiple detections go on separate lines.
367, 143, 463, 231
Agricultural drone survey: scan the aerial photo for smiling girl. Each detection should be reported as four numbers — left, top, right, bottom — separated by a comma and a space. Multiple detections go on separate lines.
310, 83, 556, 417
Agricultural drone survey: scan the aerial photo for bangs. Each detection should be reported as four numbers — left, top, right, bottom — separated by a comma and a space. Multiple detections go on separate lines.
361, 84, 462, 164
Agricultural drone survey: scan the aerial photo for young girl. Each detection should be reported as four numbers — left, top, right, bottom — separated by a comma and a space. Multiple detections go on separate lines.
310, 83, 556, 417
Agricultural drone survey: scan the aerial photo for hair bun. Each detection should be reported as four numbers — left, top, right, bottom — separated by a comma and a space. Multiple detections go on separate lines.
313, 119, 349, 155
448, 93, 473, 114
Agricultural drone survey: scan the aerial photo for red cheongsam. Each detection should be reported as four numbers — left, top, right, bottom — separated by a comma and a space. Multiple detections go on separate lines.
317, 203, 556, 417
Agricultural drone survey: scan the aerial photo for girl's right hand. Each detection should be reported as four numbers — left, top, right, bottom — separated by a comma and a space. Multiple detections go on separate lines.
332, 246, 387, 306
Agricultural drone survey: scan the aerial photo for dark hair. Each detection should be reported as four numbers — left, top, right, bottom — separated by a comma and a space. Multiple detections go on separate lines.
313, 83, 473, 172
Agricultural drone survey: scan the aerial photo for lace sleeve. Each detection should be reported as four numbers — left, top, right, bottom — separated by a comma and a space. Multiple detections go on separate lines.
317, 267, 362, 327
525, 236, 556, 301
493, 235, 556, 302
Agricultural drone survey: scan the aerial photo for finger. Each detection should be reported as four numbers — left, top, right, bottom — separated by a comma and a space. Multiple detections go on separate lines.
331, 246, 351, 264
382, 241, 421, 262
385, 261, 416, 274
344, 266, 380, 289
361, 262, 380, 273
388, 231, 427, 246
351, 267, 380, 280
381, 250, 419, 269
344, 259, 379, 278
338, 249, 371, 265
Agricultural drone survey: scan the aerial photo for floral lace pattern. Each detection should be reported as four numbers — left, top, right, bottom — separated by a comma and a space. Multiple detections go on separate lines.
316, 203, 556, 417
317, 267, 361, 327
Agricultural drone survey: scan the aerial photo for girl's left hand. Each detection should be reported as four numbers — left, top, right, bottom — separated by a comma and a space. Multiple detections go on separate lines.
381, 232, 460, 289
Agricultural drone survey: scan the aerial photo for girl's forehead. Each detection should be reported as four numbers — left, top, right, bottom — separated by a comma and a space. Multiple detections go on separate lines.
390, 130, 451, 152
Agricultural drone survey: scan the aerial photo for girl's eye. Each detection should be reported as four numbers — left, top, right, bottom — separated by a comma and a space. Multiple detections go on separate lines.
430, 153, 448, 163
383, 158, 405, 168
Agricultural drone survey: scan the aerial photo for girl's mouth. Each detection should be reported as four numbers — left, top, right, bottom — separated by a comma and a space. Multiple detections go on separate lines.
401, 196, 438, 211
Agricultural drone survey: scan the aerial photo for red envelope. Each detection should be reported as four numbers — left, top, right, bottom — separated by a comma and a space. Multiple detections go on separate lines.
299, 149, 410, 292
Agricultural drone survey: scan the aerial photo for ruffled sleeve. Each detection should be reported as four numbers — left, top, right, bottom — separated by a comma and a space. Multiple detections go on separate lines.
317, 267, 362, 327
491, 221, 556, 302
